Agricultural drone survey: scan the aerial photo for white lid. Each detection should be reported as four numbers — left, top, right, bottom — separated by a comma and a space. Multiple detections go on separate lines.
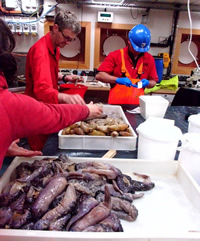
188, 114, 200, 127
180, 133, 200, 153
139, 95, 169, 104
146, 116, 175, 126
136, 122, 182, 142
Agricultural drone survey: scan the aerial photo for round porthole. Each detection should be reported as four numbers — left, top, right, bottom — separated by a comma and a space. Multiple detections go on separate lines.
103, 35, 126, 56
179, 40, 198, 64
60, 36, 81, 58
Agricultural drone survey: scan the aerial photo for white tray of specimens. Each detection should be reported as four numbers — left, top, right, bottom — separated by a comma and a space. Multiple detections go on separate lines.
58, 105, 137, 150
1, 156, 200, 241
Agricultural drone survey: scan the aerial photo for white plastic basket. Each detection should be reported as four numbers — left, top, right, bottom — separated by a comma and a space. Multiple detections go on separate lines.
1, 157, 200, 240
58, 105, 137, 150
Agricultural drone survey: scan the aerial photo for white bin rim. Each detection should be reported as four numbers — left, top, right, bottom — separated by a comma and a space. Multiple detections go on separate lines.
188, 114, 200, 127
179, 133, 200, 153
137, 123, 182, 142
139, 95, 169, 104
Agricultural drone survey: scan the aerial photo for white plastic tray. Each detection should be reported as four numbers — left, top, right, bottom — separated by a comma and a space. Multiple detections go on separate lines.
1, 157, 200, 240
58, 105, 137, 150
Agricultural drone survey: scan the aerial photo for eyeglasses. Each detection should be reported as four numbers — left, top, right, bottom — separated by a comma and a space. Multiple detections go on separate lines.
59, 30, 76, 42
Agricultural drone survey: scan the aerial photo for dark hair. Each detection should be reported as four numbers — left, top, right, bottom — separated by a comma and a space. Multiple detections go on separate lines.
0, 19, 17, 82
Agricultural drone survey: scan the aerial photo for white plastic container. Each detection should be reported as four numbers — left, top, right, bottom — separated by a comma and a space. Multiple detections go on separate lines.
58, 105, 137, 150
139, 95, 169, 119
1, 156, 200, 240
178, 133, 200, 185
188, 114, 200, 133
136, 121, 182, 161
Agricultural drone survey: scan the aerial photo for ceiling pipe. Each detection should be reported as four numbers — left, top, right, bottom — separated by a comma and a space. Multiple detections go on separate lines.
56, 0, 200, 12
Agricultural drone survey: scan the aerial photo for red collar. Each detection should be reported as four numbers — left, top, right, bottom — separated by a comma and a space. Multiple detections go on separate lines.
45, 32, 59, 58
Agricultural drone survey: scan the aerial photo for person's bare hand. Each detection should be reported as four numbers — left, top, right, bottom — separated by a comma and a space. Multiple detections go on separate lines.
6, 139, 42, 157
65, 75, 83, 83
86, 101, 103, 119
58, 93, 85, 105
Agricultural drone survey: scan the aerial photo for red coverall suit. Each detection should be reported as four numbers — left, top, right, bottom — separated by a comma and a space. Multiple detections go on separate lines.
98, 46, 158, 105
0, 74, 89, 169
25, 32, 61, 151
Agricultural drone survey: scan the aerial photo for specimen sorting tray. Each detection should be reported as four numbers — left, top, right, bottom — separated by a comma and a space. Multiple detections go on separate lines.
58, 104, 137, 150
1, 156, 200, 241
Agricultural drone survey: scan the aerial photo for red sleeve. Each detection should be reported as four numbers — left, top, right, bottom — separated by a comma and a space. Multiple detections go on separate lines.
146, 54, 159, 82
6, 92, 89, 140
26, 46, 59, 104
97, 51, 119, 74
0, 88, 89, 167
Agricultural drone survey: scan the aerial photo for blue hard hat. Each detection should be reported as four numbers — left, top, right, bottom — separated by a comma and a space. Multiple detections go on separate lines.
128, 24, 151, 52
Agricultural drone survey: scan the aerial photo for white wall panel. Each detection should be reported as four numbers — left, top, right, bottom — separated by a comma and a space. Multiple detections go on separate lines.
13, 0, 200, 70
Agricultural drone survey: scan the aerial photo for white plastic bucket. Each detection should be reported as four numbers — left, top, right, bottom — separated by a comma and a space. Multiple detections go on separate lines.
178, 133, 200, 185
137, 121, 182, 161
188, 114, 200, 133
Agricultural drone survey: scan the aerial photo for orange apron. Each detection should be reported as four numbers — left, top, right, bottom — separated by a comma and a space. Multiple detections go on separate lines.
108, 49, 144, 105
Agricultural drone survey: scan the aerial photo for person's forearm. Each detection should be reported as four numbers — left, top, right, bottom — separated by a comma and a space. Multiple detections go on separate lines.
96, 72, 117, 84
14, 95, 89, 138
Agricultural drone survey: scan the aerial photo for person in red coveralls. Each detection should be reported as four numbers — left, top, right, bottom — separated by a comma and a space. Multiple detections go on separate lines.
0, 19, 102, 169
96, 24, 158, 105
25, 10, 86, 151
